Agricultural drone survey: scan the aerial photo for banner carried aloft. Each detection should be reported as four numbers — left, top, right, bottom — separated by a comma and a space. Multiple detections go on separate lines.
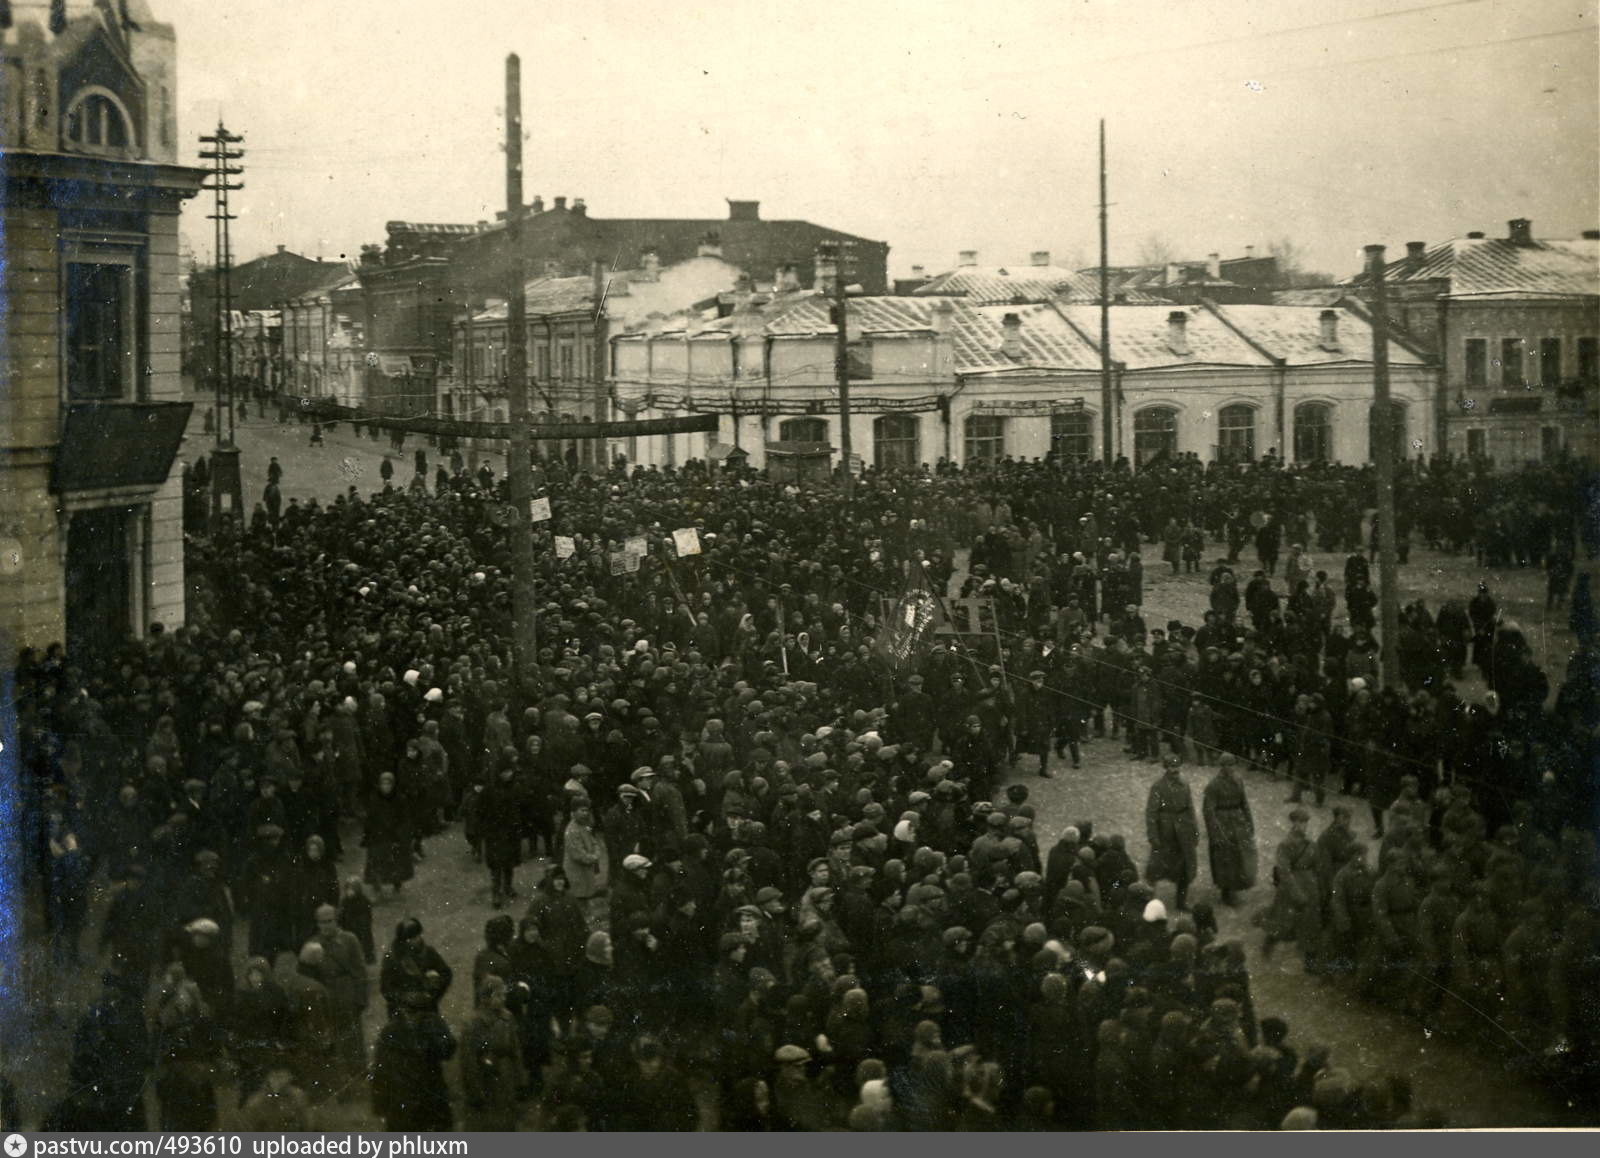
672, 527, 702, 557
529, 497, 552, 523
554, 536, 576, 559
873, 561, 945, 672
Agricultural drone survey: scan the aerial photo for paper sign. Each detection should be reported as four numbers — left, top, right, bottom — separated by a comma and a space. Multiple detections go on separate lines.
554, 536, 575, 559
673, 527, 702, 556
625, 535, 649, 557
624, 552, 641, 573
529, 496, 552, 523
609, 552, 627, 575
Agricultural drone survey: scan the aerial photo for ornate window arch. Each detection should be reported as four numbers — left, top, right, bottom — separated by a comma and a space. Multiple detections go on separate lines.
64, 86, 137, 157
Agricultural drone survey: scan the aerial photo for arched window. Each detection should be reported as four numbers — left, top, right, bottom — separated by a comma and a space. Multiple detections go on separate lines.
1367, 400, 1409, 463
1293, 402, 1333, 463
779, 417, 828, 443
1217, 403, 1256, 463
1050, 409, 1095, 463
64, 89, 134, 155
963, 414, 1006, 465
873, 414, 920, 470
1133, 406, 1178, 467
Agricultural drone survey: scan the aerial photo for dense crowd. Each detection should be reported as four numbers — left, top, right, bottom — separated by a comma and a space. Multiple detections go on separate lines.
7, 444, 1598, 1132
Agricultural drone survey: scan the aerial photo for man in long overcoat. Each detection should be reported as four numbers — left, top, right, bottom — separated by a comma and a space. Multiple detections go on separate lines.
1263, 808, 1324, 970
1201, 754, 1257, 906
1144, 755, 1199, 911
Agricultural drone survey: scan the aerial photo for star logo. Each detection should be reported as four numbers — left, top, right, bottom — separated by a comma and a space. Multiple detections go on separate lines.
5, 1134, 28, 1157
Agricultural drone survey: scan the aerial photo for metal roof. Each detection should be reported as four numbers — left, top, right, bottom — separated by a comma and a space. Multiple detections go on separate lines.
1208, 304, 1428, 366
1056, 304, 1270, 370
953, 303, 1101, 374
1354, 236, 1599, 298
912, 264, 1164, 305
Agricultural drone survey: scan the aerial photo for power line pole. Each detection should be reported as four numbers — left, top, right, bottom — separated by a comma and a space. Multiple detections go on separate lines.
504, 54, 539, 687
1098, 119, 1114, 467
827, 240, 855, 502
1366, 243, 1401, 687
200, 122, 244, 444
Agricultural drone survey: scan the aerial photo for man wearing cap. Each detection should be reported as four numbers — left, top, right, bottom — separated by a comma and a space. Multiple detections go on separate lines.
1144, 755, 1199, 911
1264, 808, 1323, 965
1013, 669, 1057, 779
611, 854, 655, 930
1201, 754, 1258, 907
891, 673, 937, 752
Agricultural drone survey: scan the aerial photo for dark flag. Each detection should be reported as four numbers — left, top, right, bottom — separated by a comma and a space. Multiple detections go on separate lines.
874, 560, 946, 672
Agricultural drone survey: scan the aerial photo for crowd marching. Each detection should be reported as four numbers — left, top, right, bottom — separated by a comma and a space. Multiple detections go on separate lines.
8, 441, 1598, 1132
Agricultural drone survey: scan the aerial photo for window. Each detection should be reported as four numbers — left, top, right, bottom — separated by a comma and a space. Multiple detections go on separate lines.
1539, 338, 1562, 385
536, 346, 550, 382
1293, 402, 1333, 463
1500, 338, 1524, 387
1050, 409, 1095, 463
1133, 406, 1178, 467
65, 91, 132, 154
846, 340, 873, 381
1542, 427, 1562, 460
779, 417, 828, 443
1579, 337, 1598, 383
963, 414, 1006, 465
559, 345, 574, 381
1466, 428, 1486, 458
66, 261, 133, 400
1464, 338, 1487, 387
1217, 403, 1256, 464
873, 414, 920, 470
1367, 400, 1408, 463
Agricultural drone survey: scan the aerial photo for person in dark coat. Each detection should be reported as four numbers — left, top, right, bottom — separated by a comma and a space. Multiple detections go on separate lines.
363, 772, 414, 896
292, 834, 339, 946
230, 956, 291, 1106
240, 825, 297, 962
380, 918, 453, 1014
370, 995, 458, 1131
1201, 755, 1257, 905
480, 765, 525, 908
459, 975, 528, 1130
153, 974, 221, 1131
66, 964, 151, 1130
1144, 756, 1200, 911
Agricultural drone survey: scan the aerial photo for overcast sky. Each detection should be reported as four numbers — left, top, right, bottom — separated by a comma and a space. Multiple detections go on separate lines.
168, 0, 1598, 281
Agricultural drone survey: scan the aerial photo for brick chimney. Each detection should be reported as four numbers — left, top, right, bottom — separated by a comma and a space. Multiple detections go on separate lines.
1583, 230, 1600, 240
813, 246, 837, 288
1466, 231, 1485, 239
727, 200, 760, 222
1165, 263, 1183, 286
911, 264, 926, 279
1318, 309, 1341, 351
1167, 310, 1190, 356
1405, 240, 1427, 273
1244, 245, 1255, 258
553, 196, 567, 211
1001, 312, 1024, 360
1030, 251, 1051, 267
958, 250, 978, 267
571, 198, 586, 217
530, 196, 544, 214
1508, 218, 1533, 246
931, 299, 955, 334
1206, 253, 1221, 278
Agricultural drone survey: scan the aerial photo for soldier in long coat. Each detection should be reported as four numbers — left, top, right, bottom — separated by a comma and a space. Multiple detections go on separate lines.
1263, 808, 1324, 970
1144, 756, 1199, 911
1200, 755, 1257, 906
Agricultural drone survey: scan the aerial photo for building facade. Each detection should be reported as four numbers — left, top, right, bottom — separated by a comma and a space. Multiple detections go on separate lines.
1348, 220, 1599, 465
1, 0, 205, 655
611, 294, 1436, 473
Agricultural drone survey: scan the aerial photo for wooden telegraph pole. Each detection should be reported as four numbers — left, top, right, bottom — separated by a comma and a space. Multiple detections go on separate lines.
829, 240, 855, 502
1366, 244, 1401, 687
505, 55, 539, 684
1099, 120, 1114, 467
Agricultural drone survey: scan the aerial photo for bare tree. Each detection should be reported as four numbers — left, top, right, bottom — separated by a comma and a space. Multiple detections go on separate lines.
1267, 237, 1336, 288
1137, 233, 1177, 266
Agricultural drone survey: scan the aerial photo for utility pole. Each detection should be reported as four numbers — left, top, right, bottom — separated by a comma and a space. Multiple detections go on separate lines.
1098, 119, 1114, 467
828, 240, 855, 502
200, 122, 243, 443
505, 55, 539, 687
1366, 244, 1401, 687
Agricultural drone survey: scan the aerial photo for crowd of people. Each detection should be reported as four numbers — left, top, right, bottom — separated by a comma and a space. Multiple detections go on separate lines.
8, 441, 1598, 1131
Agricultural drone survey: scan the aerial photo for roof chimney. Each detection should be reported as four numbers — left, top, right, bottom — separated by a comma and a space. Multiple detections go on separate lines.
1508, 218, 1533, 246
1206, 253, 1221, 279
1001, 312, 1024, 360
910, 264, 926, 279
1405, 240, 1427, 273
931, 299, 955, 334
1318, 309, 1341, 351
813, 247, 837, 289
958, 250, 978, 267
1167, 310, 1191, 356
553, 196, 567, 211
276, 244, 286, 254
1466, 231, 1485, 239
727, 200, 760, 222
572, 198, 586, 217
1243, 245, 1255, 258
1165, 262, 1183, 286
530, 196, 544, 214
779, 263, 800, 292
1583, 229, 1600, 240
1030, 251, 1051, 267
639, 251, 660, 282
